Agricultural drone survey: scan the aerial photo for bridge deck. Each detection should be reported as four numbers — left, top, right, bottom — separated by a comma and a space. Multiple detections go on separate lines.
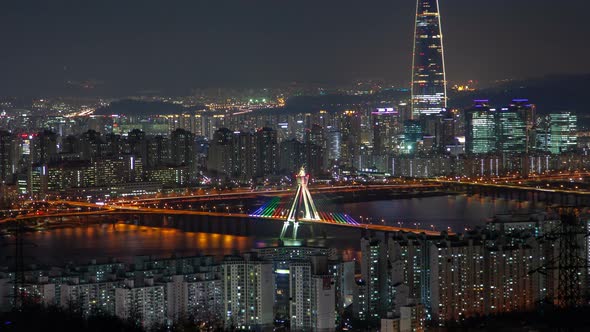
1, 199, 443, 236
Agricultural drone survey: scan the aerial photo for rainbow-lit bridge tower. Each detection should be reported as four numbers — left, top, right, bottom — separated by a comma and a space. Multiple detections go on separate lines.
280, 167, 321, 240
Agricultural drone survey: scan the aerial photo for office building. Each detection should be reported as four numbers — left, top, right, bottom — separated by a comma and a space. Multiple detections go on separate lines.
509, 99, 536, 151
537, 112, 577, 154
465, 100, 496, 154
0, 131, 13, 182
411, 0, 447, 117
496, 108, 527, 154
402, 120, 423, 154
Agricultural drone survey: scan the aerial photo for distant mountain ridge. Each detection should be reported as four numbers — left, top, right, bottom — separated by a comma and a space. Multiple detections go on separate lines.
95, 75, 590, 119
95, 99, 206, 116
449, 74, 590, 114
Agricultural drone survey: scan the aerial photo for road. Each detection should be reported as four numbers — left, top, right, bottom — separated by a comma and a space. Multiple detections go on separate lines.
1, 187, 445, 236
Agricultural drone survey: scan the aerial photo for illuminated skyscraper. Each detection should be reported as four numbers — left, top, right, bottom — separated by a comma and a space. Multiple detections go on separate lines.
496, 108, 527, 154
0, 131, 13, 182
537, 112, 578, 154
372, 108, 399, 155
465, 100, 497, 154
403, 120, 423, 154
411, 0, 447, 118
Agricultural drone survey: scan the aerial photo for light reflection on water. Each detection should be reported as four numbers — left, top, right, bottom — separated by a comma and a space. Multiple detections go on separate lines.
333, 194, 544, 232
3, 224, 256, 266
1, 194, 542, 266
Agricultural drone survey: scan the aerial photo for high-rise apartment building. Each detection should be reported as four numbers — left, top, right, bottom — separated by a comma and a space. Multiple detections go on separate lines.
170, 128, 195, 167
360, 237, 391, 320
429, 239, 486, 323
61, 280, 120, 317
340, 111, 361, 168
115, 278, 167, 328
31, 130, 58, 165
486, 244, 538, 314
166, 274, 223, 323
411, 0, 447, 117
207, 128, 235, 177
372, 108, 398, 156
279, 139, 304, 174
235, 131, 257, 180
221, 256, 274, 330
289, 261, 336, 332
389, 237, 429, 306
255, 127, 278, 177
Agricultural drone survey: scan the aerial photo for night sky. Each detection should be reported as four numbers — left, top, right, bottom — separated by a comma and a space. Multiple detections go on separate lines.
1, 0, 589, 95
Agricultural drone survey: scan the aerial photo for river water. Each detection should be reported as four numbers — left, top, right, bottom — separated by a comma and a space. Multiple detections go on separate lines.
1, 194, 545, 267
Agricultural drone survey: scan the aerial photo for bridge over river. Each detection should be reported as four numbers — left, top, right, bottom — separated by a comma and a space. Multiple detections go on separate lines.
1, 181, 446, 238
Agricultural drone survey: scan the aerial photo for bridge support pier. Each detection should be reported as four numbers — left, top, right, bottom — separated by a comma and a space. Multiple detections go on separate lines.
280, 221, 289, 239
292, 222, 300, 241
279, 221, 301, 240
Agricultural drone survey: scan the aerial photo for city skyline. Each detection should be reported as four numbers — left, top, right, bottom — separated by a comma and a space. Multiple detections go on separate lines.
2, 1, 590, 331
1, 0, 590, 96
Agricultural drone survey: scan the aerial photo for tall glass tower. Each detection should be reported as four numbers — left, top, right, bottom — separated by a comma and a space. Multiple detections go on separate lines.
411, 0, 447, 118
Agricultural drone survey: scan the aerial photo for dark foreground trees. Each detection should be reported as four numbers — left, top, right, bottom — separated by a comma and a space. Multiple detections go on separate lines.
0, 304, 143, 332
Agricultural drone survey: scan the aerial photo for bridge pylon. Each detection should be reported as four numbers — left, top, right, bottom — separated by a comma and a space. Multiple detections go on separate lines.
280, 167, 320, 241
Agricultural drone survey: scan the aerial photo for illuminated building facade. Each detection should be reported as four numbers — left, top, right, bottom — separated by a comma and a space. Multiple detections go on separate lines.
326, 129, 342, 162
466, 100, 528, 155
496, 109, 527, 154
289, 261, 336, 331
0, 131, 12, 182
340, 111, 361, 168
465, 101, 496, 154
411, 0, 447, 117
115, 279, 167, 328
403, 120, 423, 154
221, 257, 274, 330
61, 281, 120, 317
509, 99, 536, 151
170, 128, 195, 166
389, 239, 429, 305
255, 127, 278, 177
429, 240, 486, 323
372, 108, 399, 156
537, 112, 578, 154
360, 237, 390, 320
166, 274, 223, 323
486, 245, 537, 314
31, 130, 58, 165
